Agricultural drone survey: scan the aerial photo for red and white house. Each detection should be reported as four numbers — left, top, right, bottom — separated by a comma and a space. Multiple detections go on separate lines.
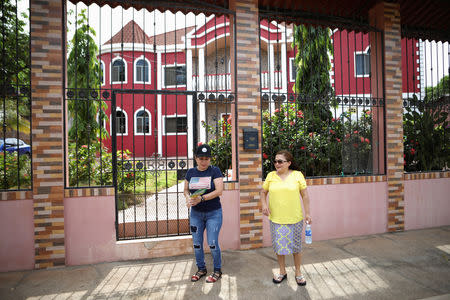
99, 17, 420, 158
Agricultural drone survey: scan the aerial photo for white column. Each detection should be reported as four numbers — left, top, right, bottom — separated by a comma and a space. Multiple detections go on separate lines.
269, 43, 275, 92
281, 42, 287, 93
186, 49, 194, 158
157, 51, 163, 156
198, 48, 206, 143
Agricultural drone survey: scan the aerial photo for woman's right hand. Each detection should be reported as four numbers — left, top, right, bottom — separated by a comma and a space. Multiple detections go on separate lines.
261, 203, 270, 216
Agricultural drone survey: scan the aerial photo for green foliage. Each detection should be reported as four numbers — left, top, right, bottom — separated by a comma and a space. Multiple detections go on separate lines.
0, 152, 31, 190
0, 0, 30, 138
67, 9, 108, 145
292, 25, 333, 97
262, 103, 373, 177
203, 118, 232, 176
425, 75, 449, 100
403, 95, 450, 172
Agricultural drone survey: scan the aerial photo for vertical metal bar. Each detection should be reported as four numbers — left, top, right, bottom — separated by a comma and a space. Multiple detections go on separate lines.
143, 7, 148, 238
131, 7, 137, 238
98, 1, 103, 186
1, 0, 6, 189
74, 5, 79, 187
86, 6, 92, 186
112, 92, 119, 240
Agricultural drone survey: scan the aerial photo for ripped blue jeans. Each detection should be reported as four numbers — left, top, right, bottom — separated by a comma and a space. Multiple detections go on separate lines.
190, 208, 223, 271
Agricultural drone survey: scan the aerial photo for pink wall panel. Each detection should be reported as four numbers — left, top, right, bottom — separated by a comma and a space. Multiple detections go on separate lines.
405, 178, 450, 230
64, 190, 240, 266
263, 182, 387, 245
0, 200, 34, 272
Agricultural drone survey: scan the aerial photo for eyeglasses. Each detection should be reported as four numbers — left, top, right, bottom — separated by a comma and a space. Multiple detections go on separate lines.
273, 160, 288, 164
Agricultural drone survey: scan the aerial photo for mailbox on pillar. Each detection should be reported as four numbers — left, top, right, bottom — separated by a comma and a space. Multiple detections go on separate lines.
243, 128, 259, 149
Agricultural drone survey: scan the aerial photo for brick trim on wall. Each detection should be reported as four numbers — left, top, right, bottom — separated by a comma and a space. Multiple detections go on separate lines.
370, 1, 405, 232
230, 0, 264, 249
30, 0, 65, 269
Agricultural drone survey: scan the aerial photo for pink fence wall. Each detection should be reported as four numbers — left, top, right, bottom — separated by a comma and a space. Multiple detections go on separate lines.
64, 190, 240, 266
2, 178, 449, 271
0, 199, 34, 272
405, 178, 450, 230
263, 182, 387, 246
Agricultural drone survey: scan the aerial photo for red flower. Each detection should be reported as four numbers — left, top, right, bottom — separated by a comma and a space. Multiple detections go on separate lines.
309, 132, 314, 137
82, 145, 88, 148
345, 133, 351, 139
354, 130, 359, 134
198, 142, 203, 146
274, 108, 280, 113
329, 129, 335, 134
365, 110, 371, 115
360, 136, 365, 143
310, 153, 316, 158
263, 153, 268, 159
365, 138, 370, 143
336, 138, 341, 142
410, 148, 416, 155
297, 111, 304, 118
332, 117, 337, 122
300, 146, 305, 150
289, 121, 295, 126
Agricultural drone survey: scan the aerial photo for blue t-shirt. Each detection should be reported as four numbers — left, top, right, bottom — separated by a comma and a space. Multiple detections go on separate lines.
185, 165, 223, 212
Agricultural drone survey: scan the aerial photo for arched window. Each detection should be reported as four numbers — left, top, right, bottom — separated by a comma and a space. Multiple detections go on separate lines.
135, 109, 151, 135
135, 58, 150, 83
111, 58, 126, 83
115, 109, 127, 135
100, 60, 105, 86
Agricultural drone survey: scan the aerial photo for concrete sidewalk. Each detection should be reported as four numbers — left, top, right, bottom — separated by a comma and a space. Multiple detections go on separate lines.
1, 227, 449, 300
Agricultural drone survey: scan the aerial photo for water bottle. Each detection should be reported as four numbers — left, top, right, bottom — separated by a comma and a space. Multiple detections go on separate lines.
305, 223, 312, 244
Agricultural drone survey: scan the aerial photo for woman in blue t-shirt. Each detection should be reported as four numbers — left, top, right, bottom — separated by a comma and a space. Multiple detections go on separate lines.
184, 144, 224, 283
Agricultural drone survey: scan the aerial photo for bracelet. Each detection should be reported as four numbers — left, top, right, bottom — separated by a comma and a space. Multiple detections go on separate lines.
201, 195, 205, 202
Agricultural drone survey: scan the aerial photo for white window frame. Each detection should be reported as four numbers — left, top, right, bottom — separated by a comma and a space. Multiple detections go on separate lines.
110, 107, 128, 136
162, 64, 187, 88
354, 46, 370, 78
134, 107, 152, 136
133, 56, 151, 84
100, 60, 105, 86
289, 57, 297, 82
110, 56, 128, 84
162, 114, 188, 136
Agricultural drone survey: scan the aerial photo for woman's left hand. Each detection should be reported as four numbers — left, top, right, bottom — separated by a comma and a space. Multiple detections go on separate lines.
305, 214, 312, 224
188, 195, 201, 207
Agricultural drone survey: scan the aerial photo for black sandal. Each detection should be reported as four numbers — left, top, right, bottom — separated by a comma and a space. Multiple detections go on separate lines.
191, 269, 207, 282
272, 273, 287, 284
206, 270, 222, 283
295, 275, 307, 286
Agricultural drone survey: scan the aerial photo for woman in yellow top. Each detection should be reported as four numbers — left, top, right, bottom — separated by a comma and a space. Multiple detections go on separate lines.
261, 150, 312, 286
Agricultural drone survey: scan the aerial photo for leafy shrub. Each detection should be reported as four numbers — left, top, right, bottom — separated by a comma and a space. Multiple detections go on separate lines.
0, 152, 31, 190
403, 95, 450, 172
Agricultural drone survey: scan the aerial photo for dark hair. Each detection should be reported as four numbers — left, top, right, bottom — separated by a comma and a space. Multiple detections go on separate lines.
275, 150, 299, 170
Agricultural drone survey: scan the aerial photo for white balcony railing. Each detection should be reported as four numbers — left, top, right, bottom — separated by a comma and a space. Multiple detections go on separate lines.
192, 71, 282, 92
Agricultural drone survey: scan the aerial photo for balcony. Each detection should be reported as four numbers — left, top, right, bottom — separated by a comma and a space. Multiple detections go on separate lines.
192, 71, 282, 92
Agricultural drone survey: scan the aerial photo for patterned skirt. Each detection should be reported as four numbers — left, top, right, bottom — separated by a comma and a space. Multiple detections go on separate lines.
270, 220, 304, 255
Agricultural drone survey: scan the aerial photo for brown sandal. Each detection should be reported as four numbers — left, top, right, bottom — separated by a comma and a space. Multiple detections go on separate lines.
191, 269, 207, 282
206, 271, 222, 283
